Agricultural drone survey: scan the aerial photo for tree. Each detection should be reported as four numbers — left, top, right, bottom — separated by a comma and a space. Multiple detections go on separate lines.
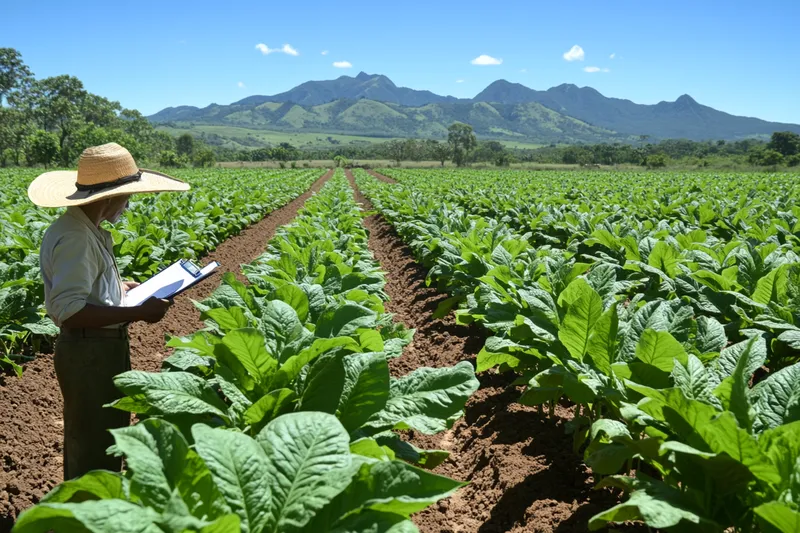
428, 140, 451, 166
26, 129, 59, 168
159, 150, 183, 167
447, 122, 477, 167
385, 140, 408, 165
193, 147, 216, 167
176, 133, 195, 157
403, 139, 421, 161
0, 48, 33, 106
767, 131, 800, 157
0, 107, 33, 165
645, 153, 668, 168
23, 75, 89, 165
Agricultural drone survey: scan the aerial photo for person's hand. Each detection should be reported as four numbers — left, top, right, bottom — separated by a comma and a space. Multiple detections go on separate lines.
137, 297, 173, 323
123, 281, 140, 293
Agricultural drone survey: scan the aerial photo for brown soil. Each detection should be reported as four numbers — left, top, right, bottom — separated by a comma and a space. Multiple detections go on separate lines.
365, 169, 397, 184
348, 170, 623, 533
0, 170, 332, 530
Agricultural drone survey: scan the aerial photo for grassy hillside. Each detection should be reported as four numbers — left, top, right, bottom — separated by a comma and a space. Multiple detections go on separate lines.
156, 124, 546, 150
153, 98, 620, 145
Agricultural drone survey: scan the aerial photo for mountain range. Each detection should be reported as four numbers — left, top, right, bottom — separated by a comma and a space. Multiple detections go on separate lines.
149, 72, 800, 144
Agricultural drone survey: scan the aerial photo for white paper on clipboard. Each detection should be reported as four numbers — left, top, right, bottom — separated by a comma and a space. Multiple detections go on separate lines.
124, 260, 220, 307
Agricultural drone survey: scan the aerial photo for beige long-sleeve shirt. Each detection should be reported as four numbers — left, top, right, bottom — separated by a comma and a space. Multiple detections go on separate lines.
40, 206, 124, 327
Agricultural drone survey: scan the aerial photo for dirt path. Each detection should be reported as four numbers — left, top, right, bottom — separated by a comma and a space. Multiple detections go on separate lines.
0, 170, 332, 529
365, 169, 397, 184
347, 170, 621, 533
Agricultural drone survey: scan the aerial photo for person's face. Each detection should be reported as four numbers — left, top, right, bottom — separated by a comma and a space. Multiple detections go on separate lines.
106, 195, 131, 224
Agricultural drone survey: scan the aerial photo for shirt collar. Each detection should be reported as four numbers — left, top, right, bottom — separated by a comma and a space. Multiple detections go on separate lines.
65, 206, 112, 242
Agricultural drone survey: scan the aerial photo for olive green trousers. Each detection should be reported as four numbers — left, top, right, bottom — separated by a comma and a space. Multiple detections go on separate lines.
54, 332, 131, 480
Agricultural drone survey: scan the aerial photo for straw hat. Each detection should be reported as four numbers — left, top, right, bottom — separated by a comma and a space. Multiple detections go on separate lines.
28, 143, 190, 208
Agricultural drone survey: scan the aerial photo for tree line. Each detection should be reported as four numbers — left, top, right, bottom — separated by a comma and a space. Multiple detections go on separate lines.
0, 48, 216, 168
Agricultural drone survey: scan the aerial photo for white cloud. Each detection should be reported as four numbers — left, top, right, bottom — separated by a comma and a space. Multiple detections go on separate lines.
255, 43, 299, 56
563, 45, 585, 61
456, 79, 465, 83
333, 61, 353, 68
237, 81, 245, 88
583, 66, 610, 73
520, 68, 527, 73
471, 54, 503, 66
281, 44, 299, 56
321, 50, 329, 55
609, 53, 616, 59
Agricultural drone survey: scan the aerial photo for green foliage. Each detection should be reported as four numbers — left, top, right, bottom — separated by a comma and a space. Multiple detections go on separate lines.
644, 152, 668, 168
447, 123, 477, 167
768, 131, 800, 157
0, 168, 321, 365
107, 172, 477, 452
13, 171, 474, 531
176, 133, 195, 157
354, 167, 800, 532
750, 147, 785, 166
13, 413, 463, 533
193, 147, 216, 168
25, 129, 59, 167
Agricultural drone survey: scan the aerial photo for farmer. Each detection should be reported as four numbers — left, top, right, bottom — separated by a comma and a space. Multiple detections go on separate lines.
27, 143, 190, 480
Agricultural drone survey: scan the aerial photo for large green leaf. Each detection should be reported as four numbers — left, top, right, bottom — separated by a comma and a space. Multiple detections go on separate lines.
106, 419, 189, 513
758, 421, 800, 493
361, 361, 478, 435
271, 337, 360, 390
714, 336, 767, 382
694, 316, 726, 354
299, 351, 346, 414
256, 412, 355, 533
671, 354, 717, 405
321, 460, 464, 521
636, 387, 781, 486
751, 362, 800, 432
13, 499, 162, 533
588, 477, 712, 531
754, 501, 800, 533
586, 304, 618, 375
113, 371, 229, 421
338, 353, 390, 434
244, 388, 298, 430
40, 471, 128, 504
648, 241, 680, 278
192, 424, 272, 533
221, 328, 278, 386
635, 329, 687, 373
272, 284, 310, 323
558, 281, 604, 360
752, 265, 789, 305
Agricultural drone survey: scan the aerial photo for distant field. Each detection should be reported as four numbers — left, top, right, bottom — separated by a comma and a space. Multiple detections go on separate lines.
217, 159, 584, 170
157, 123, 548, 150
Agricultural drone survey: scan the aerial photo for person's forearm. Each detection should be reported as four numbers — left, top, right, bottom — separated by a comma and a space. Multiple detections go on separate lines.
61, 304, 142, 329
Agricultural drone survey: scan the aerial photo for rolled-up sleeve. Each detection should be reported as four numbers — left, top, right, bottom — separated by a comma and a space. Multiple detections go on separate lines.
45, 232, 101, 326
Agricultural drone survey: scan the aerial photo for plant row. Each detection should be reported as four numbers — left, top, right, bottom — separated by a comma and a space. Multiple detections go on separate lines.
354, 168, 800, 533
14, 169, 479, 533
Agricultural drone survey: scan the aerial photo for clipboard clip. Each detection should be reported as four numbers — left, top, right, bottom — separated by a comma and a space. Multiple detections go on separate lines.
179, 259, 203, 278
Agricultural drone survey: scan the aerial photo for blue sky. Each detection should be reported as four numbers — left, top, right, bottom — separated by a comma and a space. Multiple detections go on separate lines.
4, 0, 799, 123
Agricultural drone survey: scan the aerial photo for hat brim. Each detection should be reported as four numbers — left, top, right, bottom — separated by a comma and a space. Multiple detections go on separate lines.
28, 169, 190, 208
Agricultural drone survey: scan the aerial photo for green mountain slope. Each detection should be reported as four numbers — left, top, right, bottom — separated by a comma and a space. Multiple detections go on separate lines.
149, 73, 800, 143
152, 98, 620, 144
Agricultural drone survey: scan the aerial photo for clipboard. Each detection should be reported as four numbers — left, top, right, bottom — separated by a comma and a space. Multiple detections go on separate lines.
124, 259, 220, 307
